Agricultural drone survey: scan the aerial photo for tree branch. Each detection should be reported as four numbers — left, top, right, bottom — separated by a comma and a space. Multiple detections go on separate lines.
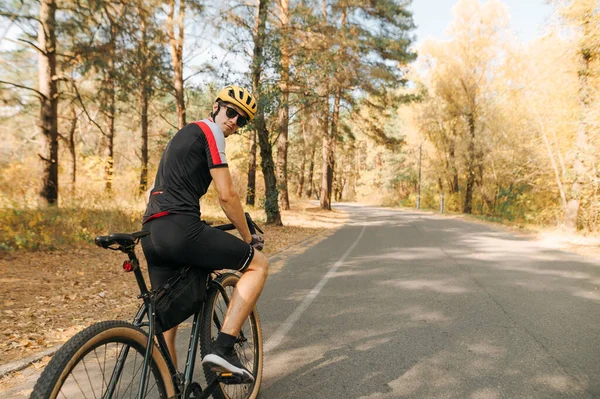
0, 80, 47, 100
182, 65, 214, 83
159, 112, 178, 130
17, 38, 45, 54
72, 83, 107, 136
38, 153, 51, 163
0, 12, 41, 25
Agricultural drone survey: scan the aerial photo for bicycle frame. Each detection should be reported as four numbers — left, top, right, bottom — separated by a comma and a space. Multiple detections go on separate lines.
106, 248, 233, 399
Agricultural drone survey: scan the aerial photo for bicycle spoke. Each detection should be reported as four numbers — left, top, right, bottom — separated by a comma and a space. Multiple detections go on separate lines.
81, 356, 97, 399
92, 348, 106, 395
118, 348, 141, 397
70, 370, 90, 399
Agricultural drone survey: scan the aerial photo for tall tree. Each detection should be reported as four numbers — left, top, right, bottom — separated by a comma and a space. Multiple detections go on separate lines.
1, 1, 61, 204
251, 0, 282, 224
276, 0, 291, 210
38, 0, 59, 204
558, 0, 600, 230
127, 0, 170, 194
299, 0, 415, 209
67, 1, 132, 192
166, 0, 203, 128
415, 0, 509, 213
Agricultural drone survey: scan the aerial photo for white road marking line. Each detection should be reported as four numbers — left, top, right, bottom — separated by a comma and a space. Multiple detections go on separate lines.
264, 223, 367, 353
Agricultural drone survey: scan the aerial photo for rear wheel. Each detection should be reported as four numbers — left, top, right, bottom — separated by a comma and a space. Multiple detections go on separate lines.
200, 273, 263, 399
30, 320, 175, 399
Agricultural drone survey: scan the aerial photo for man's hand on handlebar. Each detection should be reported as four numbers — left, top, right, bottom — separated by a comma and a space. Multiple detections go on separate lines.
250, 234, 264, 251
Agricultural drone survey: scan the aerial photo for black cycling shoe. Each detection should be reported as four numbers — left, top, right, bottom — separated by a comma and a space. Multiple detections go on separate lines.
202, 346, 254, 383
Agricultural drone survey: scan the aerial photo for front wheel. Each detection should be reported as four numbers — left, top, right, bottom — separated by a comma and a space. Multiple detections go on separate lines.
30, 320, 176, 399
200, 272, 263, 399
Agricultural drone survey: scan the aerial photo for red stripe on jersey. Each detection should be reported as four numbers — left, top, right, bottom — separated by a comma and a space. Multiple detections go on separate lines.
144, 211, 170, 223
193, 121, 222, 165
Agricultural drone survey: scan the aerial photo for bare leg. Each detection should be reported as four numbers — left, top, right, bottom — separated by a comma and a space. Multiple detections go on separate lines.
220, 250, 269, 336
164, 326, 179, 370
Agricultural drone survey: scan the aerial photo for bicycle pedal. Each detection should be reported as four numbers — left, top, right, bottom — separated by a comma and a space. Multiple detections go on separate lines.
218, 372, 245, 384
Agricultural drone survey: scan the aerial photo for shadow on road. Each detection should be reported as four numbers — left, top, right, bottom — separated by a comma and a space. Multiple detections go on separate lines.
259, 206, 599, 398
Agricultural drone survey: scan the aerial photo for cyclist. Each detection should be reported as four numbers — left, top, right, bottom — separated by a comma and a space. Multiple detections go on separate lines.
141, 85, 268, 383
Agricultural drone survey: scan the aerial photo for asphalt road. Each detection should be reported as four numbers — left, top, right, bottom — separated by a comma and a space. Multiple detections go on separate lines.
4, 204, 599, 398
257, 204, 599, 398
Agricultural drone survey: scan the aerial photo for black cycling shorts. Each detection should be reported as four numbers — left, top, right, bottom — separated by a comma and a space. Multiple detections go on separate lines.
141, 213, 254, 288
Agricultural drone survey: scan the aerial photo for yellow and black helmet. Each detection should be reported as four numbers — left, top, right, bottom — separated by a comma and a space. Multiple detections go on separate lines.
216, 85, 257, 121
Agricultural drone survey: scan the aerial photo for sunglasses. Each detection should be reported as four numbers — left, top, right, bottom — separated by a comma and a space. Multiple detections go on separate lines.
223, 105, 248, 128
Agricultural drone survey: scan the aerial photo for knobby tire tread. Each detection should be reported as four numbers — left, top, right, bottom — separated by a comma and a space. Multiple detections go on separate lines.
30, 320, 175, 399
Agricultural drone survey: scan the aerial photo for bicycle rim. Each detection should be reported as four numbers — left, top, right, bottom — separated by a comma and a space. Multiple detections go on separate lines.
31, 321, 173, 399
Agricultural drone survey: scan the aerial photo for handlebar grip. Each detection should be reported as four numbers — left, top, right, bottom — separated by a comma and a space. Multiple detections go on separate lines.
214, 223, 235, 231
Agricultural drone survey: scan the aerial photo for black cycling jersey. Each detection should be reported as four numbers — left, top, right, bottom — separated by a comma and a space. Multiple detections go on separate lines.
143, 119, 228, 223
140, 118, 254, 287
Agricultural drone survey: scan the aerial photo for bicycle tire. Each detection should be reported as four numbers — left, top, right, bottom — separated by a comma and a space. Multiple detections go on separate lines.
30, 320, 176, 399
200, 273, 263, 399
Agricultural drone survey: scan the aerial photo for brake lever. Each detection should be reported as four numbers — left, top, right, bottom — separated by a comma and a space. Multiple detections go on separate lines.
244, 212, 264, 234
253, 221, 264, 234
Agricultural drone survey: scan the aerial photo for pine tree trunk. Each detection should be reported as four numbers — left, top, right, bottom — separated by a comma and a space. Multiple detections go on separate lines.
276, 0, 290, 210
168, 0, 186, 129
306, 145, 315, 198
252, 0, 281, 225
139, 85, 149, 194
138, 12, 149, 195
106, 94, 115, 192
39, 0, 59, 205
320, 122, 333, 210
297, 150, 306, 198
296, 114, 309, 198
320, 87, 341, 210
246, 130, 257, 206
105, 60, 116, 192
103, 4, 120, 193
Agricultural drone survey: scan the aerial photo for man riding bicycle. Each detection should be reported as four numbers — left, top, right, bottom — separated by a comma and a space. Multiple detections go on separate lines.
141, 85, 268, 383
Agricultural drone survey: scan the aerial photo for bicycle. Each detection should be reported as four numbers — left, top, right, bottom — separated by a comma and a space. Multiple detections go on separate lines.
30, 213, 264, 399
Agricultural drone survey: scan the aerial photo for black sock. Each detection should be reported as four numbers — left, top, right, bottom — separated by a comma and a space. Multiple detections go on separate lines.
214, 332, 237, 350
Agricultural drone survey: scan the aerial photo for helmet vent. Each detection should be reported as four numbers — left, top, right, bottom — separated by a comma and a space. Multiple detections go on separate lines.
228, 89, 235, 98
245, 97, 252, 105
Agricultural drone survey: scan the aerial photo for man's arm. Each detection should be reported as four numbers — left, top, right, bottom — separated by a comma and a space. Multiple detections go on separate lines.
210, 167, 252, 243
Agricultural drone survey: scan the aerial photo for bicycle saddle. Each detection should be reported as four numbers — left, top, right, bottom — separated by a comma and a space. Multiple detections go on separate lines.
95, 231, 150, 249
